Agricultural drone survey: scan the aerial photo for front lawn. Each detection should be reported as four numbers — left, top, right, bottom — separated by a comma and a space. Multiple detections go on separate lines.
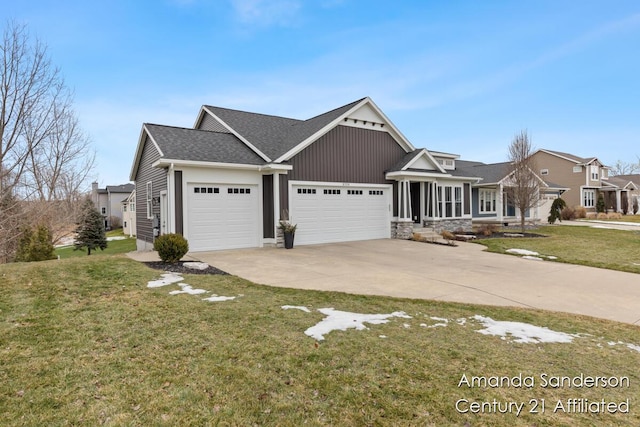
55, 229, 136, 259
1, 255, 639, 426
476, 225, 640, 274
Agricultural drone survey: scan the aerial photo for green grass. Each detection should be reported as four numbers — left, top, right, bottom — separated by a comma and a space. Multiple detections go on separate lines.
476, 225, 640, 274
1, 255, 639, 426
55, 229, 136, 259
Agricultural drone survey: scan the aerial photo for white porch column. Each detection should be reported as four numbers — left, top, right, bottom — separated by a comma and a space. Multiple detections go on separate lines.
616, 190, 622, 212
273, 172, 280, 231
498, 183, 504, 221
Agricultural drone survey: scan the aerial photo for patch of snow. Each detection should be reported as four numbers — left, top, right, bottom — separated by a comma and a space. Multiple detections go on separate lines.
591, 225, 613, 229
626, 344, 640, 353
202, 295, 236, 302
428, 316, 449, 328
304, 308, 411, 341
169, 284, 208, 295
147, 273, 184, 288
403, 323, 411, 328
183, 262, 210, 271
547, 256, 558, 260
106, 236, 127, 241
379, 335, 387, 339
457, 318, 467, 326
419, 323, 428, 327
282, 305, 311, 313
522, 256, 544, 261
472, 315, 576, 344
506, 248, 540, 256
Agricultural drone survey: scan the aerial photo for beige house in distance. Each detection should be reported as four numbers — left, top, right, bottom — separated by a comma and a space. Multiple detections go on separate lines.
531, 149, 636, 214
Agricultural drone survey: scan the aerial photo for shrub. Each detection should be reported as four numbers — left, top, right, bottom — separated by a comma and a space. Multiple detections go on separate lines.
14, 225, 56, 262
596, 213, 608, 220
573, 206, 587, 219
607, 212, 622, 220
476, 223, 498, 236
596, 194, 606, 213
547, 198, 567, 224
153, 233, 189, 263
560, 206, 576, 221
108, 216, 122, 229
441, 230, 455, 242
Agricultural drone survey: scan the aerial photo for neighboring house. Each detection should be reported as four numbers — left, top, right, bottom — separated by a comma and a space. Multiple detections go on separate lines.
91, 182, 136, 229
456, 160, 568, 225
122, 190, 137, 237
129, 97, 480, 252
530, 149, 622, 213
608, 175, 640, 214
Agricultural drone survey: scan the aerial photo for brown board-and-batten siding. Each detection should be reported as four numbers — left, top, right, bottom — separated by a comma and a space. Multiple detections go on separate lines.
279, 125, 407, 216
134, 135, 167, 244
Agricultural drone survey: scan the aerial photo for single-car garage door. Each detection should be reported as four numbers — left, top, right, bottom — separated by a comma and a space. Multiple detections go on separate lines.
187, 183, 259, 251
290, 183, 391, 245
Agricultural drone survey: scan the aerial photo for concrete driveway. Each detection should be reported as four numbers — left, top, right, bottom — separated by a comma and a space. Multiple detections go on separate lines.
191, 239, 640, 325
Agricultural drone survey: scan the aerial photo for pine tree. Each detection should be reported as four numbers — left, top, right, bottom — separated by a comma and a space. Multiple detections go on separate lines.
74, 199, 107, 255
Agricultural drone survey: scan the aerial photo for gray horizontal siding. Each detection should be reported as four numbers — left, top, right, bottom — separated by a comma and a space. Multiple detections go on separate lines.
198, 113, 231, 133
135, 135, 167, 243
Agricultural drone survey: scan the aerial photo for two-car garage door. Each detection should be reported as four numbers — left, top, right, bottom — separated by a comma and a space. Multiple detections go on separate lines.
290, 183, 391, 246
187, 183, 259, 252
186, 181, 392, 251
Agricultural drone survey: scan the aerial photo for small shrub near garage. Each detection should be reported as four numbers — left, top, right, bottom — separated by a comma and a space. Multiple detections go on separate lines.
153, 233, 189, 263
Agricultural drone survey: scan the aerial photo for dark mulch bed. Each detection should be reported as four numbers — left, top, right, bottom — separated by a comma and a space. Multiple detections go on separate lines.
144, 261, 229, 275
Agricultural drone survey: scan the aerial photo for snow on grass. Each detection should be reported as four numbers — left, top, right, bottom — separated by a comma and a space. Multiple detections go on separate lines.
202, 295, 236, 302
506, 248, 540, 256
281, 305, 311, 313
147, 273, 184, 288
428, 316, 449, 328
472, 315, 576, 344
106, 236, 127, 241
507, 248, 557, 261
304, 308, 411, 341
169, 284, 208, 295
607, 341, 640, 353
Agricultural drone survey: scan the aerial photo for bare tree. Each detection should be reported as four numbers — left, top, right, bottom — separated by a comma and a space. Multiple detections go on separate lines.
610, 158, 640, 176
505, 130, 541, 232
0, 21, 95, 262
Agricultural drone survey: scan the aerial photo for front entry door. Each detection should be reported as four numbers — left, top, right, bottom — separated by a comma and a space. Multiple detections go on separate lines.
410, 182, 421, 224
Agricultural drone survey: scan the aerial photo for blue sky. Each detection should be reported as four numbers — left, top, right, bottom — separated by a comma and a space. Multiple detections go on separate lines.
4, 0, 639, 186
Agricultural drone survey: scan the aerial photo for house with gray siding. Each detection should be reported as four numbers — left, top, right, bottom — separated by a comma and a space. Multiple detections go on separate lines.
91, 182, 135, 230
129, 97, 482, 252
455, 160, 567, 225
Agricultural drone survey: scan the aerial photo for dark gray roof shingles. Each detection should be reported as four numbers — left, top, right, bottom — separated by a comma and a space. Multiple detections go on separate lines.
145, 124, 265, 165
205, 98, 365, 160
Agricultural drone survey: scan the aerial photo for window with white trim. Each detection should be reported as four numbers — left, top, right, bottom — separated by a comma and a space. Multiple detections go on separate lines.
454, 187, 462, 217
479, 189, 497, 213
438, 185, 464, 218
146, 181, 153, 219
590, 165, 599, 181
540, 169, 549, 176
583, 189, 596, 208
101, 207, 106, 215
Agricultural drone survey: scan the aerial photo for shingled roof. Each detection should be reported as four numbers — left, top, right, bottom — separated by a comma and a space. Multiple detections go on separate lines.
145, 124, 265, 165
204, 98, 365, 160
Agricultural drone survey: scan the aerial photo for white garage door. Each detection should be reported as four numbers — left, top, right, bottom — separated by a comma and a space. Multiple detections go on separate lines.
290, 183, 391, 245
187, 183, 259, 251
